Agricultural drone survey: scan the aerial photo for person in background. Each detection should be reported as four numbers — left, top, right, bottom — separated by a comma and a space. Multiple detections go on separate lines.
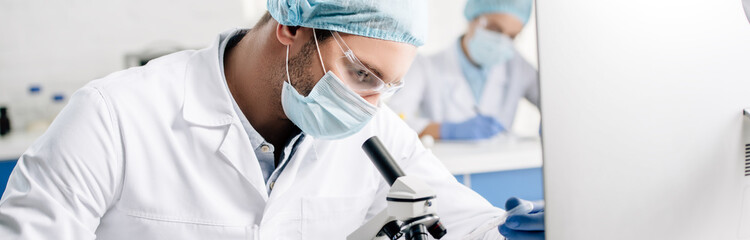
0, 0, 543, 239
389, 0, 540, 141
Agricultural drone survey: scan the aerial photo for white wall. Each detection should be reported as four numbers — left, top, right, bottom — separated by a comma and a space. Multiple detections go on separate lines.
0, 0, 250, 129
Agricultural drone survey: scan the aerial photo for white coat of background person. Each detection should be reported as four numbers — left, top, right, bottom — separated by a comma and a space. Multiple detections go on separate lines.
388, 0, 540, 141
0, 0, 544, 239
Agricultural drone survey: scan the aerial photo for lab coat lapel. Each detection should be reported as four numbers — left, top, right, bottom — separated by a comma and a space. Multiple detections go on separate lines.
218, 123, 269, 201
479, 61, 513, 127
262, 137, 318, 218
182, 35, 269, 201
479, 63, 508, 110
267, 137, 316, 202
442, 45, 478, 118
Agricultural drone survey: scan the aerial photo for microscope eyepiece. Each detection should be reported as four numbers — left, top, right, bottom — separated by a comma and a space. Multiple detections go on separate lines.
362, 136, 406, 186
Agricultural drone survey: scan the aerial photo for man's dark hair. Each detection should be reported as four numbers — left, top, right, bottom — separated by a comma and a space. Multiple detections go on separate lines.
254, 11, 332, 43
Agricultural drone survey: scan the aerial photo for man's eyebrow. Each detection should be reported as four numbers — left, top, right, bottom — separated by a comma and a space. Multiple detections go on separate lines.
359, 59, 387, 81
488, 23, 505, 33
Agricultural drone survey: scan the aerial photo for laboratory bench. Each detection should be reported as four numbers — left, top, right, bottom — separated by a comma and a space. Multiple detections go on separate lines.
0, 132, 544, 207
431, 136, 544, 207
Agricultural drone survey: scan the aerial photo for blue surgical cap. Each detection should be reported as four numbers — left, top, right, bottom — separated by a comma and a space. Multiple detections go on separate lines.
267, 0, 428, 46
464, 0, 533, 24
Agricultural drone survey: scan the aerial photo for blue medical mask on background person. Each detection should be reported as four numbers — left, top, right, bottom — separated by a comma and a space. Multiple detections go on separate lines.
281, 39, 378, 140
467, 27, 515, 67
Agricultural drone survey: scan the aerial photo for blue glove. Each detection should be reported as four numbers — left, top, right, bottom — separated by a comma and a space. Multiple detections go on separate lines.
499, 197, 545, 240
440, 115, 504, 140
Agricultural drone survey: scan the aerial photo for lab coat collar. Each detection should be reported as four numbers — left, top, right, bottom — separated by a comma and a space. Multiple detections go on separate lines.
183, 30, 271, 200
182, 30, 238, 127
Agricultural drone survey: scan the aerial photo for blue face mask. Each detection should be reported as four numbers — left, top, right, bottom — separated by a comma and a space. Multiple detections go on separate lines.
281, 45, 378, 140
467, 27, 515, 67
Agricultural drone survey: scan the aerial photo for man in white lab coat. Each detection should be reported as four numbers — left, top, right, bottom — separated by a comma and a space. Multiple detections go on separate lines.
389, 0, 540, 141
0, 0, 544, 239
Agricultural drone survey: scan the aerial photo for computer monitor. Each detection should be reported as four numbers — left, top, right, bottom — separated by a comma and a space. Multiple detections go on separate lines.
537, 0, 750, 239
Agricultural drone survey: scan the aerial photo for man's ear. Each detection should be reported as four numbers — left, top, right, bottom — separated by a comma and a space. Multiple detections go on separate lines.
276, 24, 302, 46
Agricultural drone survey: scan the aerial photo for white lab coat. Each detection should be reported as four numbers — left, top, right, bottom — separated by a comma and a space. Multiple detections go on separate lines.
0, 30, 506, 239
388, 40, 539, 133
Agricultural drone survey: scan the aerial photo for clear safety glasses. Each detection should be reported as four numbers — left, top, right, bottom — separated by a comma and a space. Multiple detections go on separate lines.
326, 31, 404, 95
478, 17, 506, 35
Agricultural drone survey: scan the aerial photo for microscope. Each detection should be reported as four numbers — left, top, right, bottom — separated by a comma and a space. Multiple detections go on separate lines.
348, 136, 448, 240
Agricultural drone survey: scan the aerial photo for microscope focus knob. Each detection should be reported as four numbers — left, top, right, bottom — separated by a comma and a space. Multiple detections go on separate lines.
427, 221, 447, 239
